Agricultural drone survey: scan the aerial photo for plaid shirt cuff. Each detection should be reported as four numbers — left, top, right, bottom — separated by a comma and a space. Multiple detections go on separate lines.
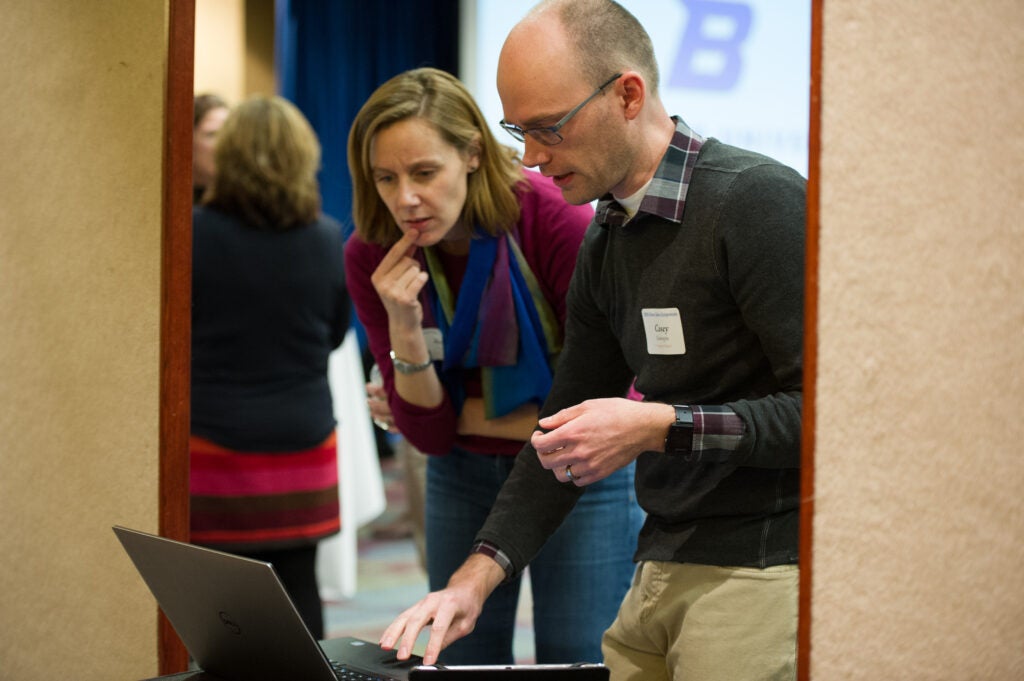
471, 540, 515, 582
692, 404, 746, 463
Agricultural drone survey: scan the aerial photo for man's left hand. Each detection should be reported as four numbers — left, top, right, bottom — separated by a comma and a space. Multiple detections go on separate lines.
531, 398, 674, 485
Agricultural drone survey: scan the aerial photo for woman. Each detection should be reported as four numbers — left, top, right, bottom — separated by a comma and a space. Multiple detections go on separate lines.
344, 68, 643, 665
192, 92, 229, 203
190, 95, 349, 639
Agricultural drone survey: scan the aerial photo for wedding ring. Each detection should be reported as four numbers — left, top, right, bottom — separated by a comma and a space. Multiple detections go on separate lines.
565, 464, 576, 482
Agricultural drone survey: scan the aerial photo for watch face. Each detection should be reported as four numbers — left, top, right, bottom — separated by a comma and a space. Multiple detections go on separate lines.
667, 406, 693, 457
665, 427, 689, 456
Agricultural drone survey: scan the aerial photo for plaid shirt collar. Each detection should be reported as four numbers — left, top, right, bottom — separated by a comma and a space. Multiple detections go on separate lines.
595, 117, 705, 228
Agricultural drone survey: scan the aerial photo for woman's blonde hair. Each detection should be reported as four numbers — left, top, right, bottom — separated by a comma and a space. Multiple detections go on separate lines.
348, 67, 525, 246
206, 95, 321, 230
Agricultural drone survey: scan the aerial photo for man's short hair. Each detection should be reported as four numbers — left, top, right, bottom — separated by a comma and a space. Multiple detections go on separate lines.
537, 0, 660, 94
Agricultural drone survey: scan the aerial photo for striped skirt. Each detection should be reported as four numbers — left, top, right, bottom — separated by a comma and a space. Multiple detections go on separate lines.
190, 431, 341, 552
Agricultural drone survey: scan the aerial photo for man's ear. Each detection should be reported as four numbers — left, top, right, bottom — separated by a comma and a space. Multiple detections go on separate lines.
619, 72, 646, 121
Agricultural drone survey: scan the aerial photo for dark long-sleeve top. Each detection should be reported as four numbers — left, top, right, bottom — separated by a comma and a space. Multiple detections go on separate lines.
476, 120, 806, 573
190, 205, 350, 451
344, 170, 593, 456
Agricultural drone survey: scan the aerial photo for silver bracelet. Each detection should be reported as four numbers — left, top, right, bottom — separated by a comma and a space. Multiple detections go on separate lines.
389, 350, 432, 374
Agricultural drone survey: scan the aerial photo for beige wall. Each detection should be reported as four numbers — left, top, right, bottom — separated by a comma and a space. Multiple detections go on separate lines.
812, 0, 1024, 678
0, 2, 166, 680
194, 0, 275, 106
195, 0, 245, 103
244, 0, 276, 97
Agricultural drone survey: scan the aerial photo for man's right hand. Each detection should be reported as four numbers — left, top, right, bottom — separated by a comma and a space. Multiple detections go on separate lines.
379, 553, 506, 665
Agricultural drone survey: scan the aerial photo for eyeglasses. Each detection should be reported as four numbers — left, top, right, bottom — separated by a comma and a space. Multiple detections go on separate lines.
499, 73, 622, 146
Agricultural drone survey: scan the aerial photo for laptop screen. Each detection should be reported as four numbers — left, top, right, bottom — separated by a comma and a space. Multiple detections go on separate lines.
113, 526, 418, 681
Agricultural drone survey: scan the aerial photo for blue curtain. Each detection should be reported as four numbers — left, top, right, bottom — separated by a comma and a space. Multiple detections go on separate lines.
275, 0, 459, 353
275, 0, 460, 238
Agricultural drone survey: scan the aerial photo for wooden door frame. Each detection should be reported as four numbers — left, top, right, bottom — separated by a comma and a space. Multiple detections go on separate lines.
158, 0, 824, 675
798, 0, 822, 679
160, 0, 194, 673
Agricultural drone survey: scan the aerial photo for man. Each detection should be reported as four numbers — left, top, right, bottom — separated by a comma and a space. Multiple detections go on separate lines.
381, 1, 805, 678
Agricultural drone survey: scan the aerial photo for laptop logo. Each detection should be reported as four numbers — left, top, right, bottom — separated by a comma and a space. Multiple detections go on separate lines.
218, 611, 242, 635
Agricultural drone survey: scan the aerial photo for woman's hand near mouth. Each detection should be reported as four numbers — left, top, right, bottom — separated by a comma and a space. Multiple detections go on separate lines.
404, 216, 432, 240
371, 229, 430, 333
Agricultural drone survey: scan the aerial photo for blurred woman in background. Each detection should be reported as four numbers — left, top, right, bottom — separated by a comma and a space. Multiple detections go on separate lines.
190, 95, 350, 639
192, 92, 229, 203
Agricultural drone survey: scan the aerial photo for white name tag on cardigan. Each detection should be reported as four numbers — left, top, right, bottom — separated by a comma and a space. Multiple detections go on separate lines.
423, 327, 445, 361
642, 308, 686, 355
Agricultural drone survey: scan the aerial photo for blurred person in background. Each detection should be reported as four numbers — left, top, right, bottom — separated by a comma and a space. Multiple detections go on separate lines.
190, 95, 350, 639
192, 92, 229, 203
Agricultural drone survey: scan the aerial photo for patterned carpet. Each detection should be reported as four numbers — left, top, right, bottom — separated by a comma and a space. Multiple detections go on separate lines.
322, 453, 536, 663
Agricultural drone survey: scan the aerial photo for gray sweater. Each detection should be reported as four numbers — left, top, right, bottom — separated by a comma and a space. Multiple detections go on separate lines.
477, 135, 806, 572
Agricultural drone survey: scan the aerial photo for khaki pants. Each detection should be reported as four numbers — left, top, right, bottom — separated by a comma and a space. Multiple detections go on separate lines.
602, 561, 798, 681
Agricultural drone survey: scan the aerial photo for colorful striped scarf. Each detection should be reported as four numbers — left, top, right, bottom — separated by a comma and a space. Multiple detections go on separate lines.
422, 230, 561, 419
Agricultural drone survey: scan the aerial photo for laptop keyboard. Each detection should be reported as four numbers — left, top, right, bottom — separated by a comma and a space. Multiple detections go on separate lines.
329, 659, 393, 680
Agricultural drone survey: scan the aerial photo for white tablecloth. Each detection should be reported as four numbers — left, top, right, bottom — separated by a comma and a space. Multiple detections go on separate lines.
316, 329, 387, 600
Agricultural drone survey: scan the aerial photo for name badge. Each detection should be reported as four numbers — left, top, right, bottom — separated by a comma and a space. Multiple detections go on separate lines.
423, 327, 445, 361
642, 308, 686, 355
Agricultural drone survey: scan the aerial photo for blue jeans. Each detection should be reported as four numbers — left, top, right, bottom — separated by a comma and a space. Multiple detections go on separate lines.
426, 447, 644, 665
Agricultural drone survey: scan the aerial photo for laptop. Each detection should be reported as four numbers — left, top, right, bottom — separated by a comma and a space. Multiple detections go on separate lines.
113, 525, 420, 680
115, 526, 608, 680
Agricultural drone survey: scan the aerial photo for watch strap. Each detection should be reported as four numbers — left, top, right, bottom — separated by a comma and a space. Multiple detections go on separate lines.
389, 350, 433, 374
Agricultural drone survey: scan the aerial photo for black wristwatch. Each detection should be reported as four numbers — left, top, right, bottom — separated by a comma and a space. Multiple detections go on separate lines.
664, 405, 694, 457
